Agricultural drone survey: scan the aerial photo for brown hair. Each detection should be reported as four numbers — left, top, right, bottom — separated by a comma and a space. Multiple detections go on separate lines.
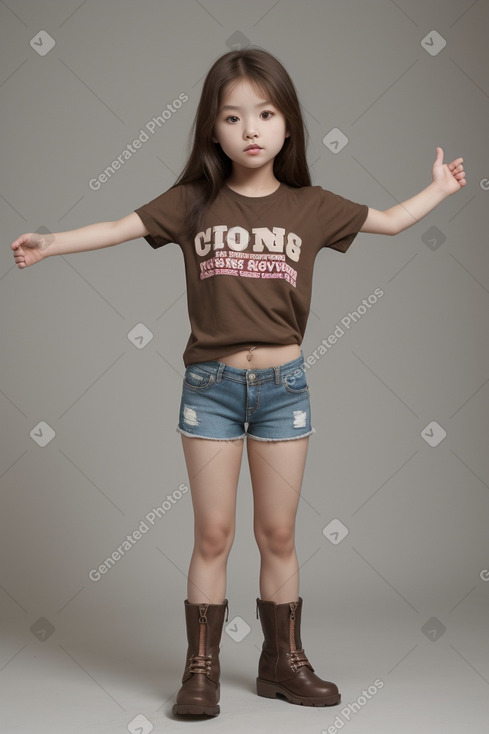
172, 47, 311, 238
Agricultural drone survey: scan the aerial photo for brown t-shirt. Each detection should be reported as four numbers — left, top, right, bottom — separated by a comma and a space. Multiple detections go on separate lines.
134, 182, 369, 366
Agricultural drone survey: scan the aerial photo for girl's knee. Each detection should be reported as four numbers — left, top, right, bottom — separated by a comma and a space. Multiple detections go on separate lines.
195, 524, 234, 559
255, 524, 295, 557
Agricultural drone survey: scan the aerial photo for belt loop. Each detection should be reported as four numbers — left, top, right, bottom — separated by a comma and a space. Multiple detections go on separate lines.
274, 365, 280, 385
216, 362, 225, 383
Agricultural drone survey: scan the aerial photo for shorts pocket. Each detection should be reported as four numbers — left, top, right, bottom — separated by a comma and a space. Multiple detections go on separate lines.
183, 365, 215, 390
282, 367, 309, 394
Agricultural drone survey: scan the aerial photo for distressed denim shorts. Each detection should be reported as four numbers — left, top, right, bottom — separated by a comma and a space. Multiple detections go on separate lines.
177, 351, 315, 442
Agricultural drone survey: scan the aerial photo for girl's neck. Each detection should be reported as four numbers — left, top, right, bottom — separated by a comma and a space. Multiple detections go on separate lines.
224, 165, 280, 198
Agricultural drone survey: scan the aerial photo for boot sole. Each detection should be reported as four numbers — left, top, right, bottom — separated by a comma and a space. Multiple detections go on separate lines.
172, 703, 220, 716
256, 677, 341, 706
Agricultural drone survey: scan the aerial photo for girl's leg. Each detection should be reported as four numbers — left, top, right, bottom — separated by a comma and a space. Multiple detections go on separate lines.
247, 436, 309, 603
181, 434, 244, 604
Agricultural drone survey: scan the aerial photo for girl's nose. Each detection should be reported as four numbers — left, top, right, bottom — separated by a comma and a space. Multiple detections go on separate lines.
244, 124, 258, 139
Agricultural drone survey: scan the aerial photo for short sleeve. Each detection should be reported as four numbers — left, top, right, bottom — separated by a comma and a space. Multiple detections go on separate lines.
134, 184, 188, 249
317, 187, 369, 253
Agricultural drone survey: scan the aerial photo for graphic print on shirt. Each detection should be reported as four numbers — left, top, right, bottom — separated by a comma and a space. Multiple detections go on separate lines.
194, 224, 301, 288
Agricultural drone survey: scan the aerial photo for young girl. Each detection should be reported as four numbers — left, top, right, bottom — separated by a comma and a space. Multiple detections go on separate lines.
10, 48, 466, 718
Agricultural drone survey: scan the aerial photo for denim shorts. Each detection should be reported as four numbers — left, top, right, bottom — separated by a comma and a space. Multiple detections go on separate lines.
176, 351, 315, 442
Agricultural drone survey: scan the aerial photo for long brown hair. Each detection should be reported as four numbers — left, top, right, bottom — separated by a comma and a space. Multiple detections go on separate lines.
172, 47, 311, 238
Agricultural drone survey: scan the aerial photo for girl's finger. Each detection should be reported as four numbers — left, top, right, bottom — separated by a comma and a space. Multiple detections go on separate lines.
10, 236, 25, 250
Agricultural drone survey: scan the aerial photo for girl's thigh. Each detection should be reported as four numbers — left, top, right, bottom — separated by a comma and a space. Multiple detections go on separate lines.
247, 436, 309, 534
180, 434, 244, 532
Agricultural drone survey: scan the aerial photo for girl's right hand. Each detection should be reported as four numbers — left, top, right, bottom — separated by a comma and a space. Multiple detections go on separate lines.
10, 232, 53, 269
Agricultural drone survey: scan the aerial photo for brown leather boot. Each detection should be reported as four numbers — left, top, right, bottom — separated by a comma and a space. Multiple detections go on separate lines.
256, 596, 341, 706
172, 599, 229, 717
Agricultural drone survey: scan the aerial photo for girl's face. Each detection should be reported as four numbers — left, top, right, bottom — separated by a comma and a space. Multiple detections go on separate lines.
212, 78, 290, 174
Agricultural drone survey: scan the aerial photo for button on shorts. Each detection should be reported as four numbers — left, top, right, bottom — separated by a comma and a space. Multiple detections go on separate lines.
177, 351, 315, 441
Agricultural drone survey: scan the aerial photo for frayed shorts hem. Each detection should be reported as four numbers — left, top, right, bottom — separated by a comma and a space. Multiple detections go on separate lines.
176, 426, 316, 442
247, 427, 316, 442
176, 426, 246, 441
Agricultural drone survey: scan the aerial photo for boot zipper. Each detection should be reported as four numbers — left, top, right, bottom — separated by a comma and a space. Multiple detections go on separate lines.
289, 601, 297, 652
196, 602, 228, 657
198, 603, 208, 656
288, 601, 312, 672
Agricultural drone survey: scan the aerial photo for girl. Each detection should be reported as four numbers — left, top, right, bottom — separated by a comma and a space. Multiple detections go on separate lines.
10, 48, 466, 718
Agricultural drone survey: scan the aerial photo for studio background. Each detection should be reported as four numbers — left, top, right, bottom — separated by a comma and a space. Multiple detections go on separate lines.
1, 1, 488, 732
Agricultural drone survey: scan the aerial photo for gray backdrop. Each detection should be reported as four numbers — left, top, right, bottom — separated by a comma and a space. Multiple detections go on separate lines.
1, 1, 488, 733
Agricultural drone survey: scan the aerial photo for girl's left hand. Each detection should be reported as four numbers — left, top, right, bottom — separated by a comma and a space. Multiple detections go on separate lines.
432, 146, 467, 195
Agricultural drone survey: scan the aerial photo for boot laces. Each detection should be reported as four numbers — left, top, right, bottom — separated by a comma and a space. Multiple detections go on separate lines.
188, 654, 212, 676
288, 648, 313, 671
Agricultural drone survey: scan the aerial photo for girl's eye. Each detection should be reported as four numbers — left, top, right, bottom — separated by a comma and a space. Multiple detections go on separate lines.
224, 111, 274, 123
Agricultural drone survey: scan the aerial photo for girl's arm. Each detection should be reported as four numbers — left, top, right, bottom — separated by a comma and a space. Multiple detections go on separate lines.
360, 147, 467, 236
10, 212, 149, 269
